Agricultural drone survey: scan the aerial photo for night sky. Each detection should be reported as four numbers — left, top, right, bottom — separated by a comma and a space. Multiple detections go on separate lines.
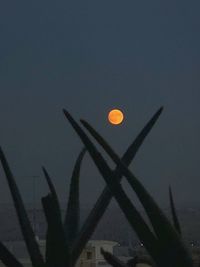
0, 0, 200, 208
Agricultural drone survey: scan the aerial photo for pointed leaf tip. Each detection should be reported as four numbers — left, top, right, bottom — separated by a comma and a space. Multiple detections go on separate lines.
64, 147, 86, 246
42, 166, 47, 174
42, 166, 60, 211
63, 109, 69, 117
169, 185, 182, 235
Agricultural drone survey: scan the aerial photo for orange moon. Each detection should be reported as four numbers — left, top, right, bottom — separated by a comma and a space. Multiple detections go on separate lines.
108, 109, 124, 125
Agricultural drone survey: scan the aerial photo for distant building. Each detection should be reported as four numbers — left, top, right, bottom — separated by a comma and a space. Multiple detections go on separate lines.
190, 245, 200, 267
76, 240, 118, 267
6, 239, 200, 267
0, 239, 118, 267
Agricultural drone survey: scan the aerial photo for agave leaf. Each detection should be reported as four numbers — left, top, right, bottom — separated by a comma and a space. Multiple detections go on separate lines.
0, 147, 44, 267
81, 120, 193, 265
63, 110, 159, 260
80, 120, 193, 267
127, 256, 155, 267
64, 148, 86, 246
169, 186, 182, 235
42, 166, 60, 211
80, 106, 162, 169
97, 171, 159, 257
81, 119, 183, 241
63, 111, 193, 267
101, 248, 127, 267
0, 242, 24, 267
67, 108, 163, 263
42, 194, 68, 267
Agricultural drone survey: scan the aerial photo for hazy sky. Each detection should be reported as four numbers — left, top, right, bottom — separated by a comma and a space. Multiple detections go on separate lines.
0, 0, 200, 208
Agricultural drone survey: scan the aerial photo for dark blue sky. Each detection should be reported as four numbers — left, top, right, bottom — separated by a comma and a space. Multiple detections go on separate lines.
0, 0, 200, 207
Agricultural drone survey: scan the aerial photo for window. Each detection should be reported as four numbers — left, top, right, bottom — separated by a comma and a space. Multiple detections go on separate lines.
86, 251, 92, 260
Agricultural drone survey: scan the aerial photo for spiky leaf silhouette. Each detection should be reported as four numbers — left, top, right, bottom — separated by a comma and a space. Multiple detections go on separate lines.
42, 167, 60, 212
81, 119, 184, 238
0, 241, 23, 267
65, 108, 163, 264
63, 110, 159, 259
42, 194, 67, 267
63, 110, 193, 267
81, 119, 193, 267
169, 186, 182, 235
0, 147, 44, 267
64, 148, 86, 246
100, 248, 127, 267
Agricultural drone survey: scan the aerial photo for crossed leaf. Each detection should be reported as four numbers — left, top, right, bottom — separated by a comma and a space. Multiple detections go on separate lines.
0, 107, 190, 267
63, 109, 193, 267
66, 108, 163, 265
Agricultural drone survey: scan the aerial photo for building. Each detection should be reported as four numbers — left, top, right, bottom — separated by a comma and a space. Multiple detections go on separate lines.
0, 239, 118, 267
76, 240, 119, 267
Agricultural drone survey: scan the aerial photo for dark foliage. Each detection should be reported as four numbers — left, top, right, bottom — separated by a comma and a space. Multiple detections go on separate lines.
63, 108, 193, 267
0, 107, 193, 267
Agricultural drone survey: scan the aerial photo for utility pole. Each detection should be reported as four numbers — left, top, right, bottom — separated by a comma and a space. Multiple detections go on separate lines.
32, 175, 38, 235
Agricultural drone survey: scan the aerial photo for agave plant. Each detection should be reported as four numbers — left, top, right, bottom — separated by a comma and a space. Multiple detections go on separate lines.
0, 147, 87, 267
100, 187, 182, 267
69, 108, 163, 266
63, 108, 193, 267
169, 186, 182, 236
0, 107, 162, 267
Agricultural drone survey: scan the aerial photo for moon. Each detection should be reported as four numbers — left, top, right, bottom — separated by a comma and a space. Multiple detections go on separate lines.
108, 109, 124, 125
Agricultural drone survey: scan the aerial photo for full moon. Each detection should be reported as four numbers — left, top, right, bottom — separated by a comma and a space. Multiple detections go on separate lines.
108, 109, 124, 125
